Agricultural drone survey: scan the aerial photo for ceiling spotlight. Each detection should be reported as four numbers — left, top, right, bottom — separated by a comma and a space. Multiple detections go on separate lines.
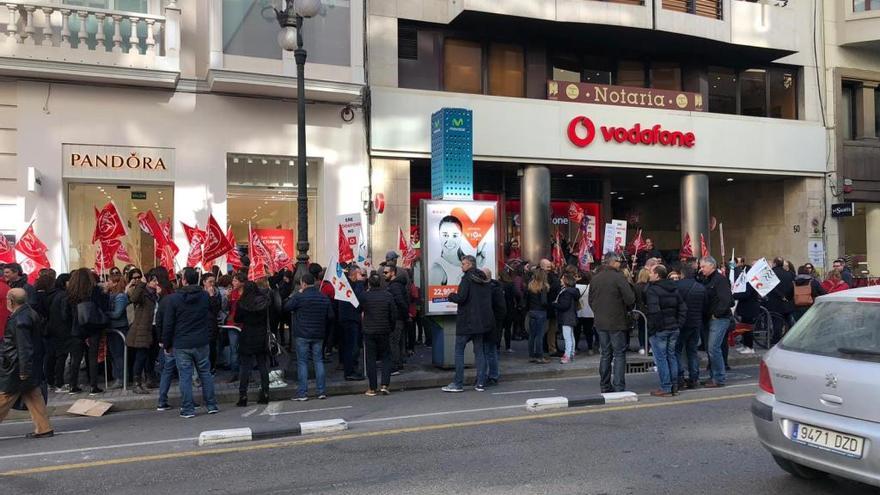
640, 192, 645, 196
618, 197, 624, 200
610, 191, 617, 195
726, 177, 735, 182
652, 184, 659, 188
645, 174, 653, 179
565, 173, 574, 178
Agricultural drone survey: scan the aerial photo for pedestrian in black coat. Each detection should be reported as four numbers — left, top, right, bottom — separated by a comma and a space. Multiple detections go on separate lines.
360, 274, 397, 395
234, 281, 271, 406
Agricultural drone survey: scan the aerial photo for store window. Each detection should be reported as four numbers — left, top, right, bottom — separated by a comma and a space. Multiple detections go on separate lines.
853, 0, 878, 12
222, 0, 351, 66
650, 62, 682, 91
617, 60, 645, 88
67, 183, 172, 270
551, 52, 581, 83
582, 56, 612, 85
769, 68, 797, 119
741, 69, 767, 117
488, 43, 524, 97
708, 66, 737, 115
226, 154, 319, 257
444, 39, 483, 94
841, 84, 856, 140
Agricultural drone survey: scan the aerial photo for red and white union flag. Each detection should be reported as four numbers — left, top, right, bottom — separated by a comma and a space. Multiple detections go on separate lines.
202, 214, 233, 263
15, 223, 50, 267
92, 202, 127, 243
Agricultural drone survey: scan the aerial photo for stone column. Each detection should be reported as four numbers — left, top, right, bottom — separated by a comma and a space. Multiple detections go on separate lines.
680, 173, 710, 259
866, 204, 880, 277
521, 165, 550, 264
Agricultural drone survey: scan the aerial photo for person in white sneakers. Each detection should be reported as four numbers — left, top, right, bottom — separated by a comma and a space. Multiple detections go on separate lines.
552, 274, 580, 364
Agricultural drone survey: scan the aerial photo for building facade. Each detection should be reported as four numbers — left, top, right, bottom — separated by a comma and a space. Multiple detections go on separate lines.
823, 0, 880, 278
367, 0, 828, 270
0, 0, 367, 272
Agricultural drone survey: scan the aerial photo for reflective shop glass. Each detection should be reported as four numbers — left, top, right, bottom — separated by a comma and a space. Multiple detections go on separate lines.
741, 69, 767, 117
488, 43, 524, 97
616, 60, 645, 88
769, 69, 797, 119
650, 62, 682, 91
708, 67, 737, 115
444, 39, 482, 94
222, 0, 351, 66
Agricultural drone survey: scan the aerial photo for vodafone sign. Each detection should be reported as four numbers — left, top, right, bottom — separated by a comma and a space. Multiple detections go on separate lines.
567, 116, 696, 149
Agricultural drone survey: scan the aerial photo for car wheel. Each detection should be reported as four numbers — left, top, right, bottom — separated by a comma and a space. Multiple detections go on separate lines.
772, 455, 829, 480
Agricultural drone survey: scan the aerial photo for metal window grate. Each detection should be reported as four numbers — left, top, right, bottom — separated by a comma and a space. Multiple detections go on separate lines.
398, 26, 418, 60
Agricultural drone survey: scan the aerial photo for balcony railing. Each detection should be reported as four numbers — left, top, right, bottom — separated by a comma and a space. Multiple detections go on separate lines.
0, 1, 180, 84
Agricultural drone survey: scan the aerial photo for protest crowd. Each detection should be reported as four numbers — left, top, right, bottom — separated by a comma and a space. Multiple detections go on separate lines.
0, 199, 865, 438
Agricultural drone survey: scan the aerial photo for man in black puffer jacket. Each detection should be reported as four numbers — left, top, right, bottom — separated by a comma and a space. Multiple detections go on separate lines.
285, 274, 335, 401
359, 273, 397, 395
676, 265, 707, 390
384, 266, 409, 375
442, 256, 493, 393
645, 265, 687, 397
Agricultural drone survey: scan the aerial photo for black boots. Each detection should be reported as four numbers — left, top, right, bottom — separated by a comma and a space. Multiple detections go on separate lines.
236, 395, 247, 407
257, 390, 270, 405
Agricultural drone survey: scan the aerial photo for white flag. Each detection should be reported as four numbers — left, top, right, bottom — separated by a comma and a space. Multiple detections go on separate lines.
745, 258, 780, 298
323, 255, 360, 308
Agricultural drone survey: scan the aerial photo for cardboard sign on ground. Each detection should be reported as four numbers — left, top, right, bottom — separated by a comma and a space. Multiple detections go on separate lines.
67, 399, 112, 417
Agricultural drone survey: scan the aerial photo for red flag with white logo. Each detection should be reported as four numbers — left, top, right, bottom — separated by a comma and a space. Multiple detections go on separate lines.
226, 227, 243, 270
567, 201, 584, 224
92, 202, 127, 243
0, 234, 14, 263
15, 222, 50, 268
247, 224, 268, 281
203, 214, 233, 263
680, 233, 694, 259
338, 225, 354, 264
397, 227, 409, 259
631, 229, 644, 257
115, 241, 132, 263
700, 233, 709, 259
552, 230, 564, 269
95, 240, 120, 275
181, 222, 207, 268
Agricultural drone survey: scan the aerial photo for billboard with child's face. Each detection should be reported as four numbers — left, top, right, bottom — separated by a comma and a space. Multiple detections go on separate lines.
421, 200, 498, 316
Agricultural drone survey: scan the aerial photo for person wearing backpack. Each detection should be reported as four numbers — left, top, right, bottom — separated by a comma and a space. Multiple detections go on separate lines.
793, 264, 826, 322
66, 268, 109, 396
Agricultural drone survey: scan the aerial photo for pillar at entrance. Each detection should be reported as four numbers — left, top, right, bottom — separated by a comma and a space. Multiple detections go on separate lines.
867, 204, 880, 276
680, 173, 710, 259
521, 165, 550, 264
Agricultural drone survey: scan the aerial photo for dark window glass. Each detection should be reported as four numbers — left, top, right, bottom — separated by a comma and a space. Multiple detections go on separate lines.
582, 55, 612, 85
841, 84, 855, 140
650, 62, 682, 91
444, 39, 482, 94
875, 88, 879, 137
489, 43, 524, 97
551, 52, 581, 82
708, 67, 737, 115
741, 69, 767, 117
769, 68, 797, 119
617, 60, 645, 87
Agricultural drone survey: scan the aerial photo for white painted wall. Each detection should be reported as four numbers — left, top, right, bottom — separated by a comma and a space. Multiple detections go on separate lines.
14, 81, 367, 272
370, 86, 826, 175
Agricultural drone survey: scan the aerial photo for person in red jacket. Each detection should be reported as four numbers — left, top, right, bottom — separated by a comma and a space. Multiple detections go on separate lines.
821, 269, 850, 294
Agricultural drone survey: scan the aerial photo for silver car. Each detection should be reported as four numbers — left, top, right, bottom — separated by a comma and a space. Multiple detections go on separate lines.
752, 286, 880, 487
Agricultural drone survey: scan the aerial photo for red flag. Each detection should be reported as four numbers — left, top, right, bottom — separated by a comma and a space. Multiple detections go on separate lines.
338, 225, 355, 264
15, 222, 50, 268
203, 214, 233, 263
181, 222, 207, 268
138, 210, 177, 255
248, 225, 268, 280
154, 242, 175, 279
92, 202, 127, 243
680, 233, 694, 259
271, 243, 292, 271
552, 230, 564, 269
700, 233, 709, 259
95, 240, 120, 275
576, 235, 591, 272
402, 238, 419, 269
631, 229, 644, 256
115, 242, 132, 263
225, 227, 243, 270
567, 201, 584, 224
397, 227, 408, 258
0, 234, 14, 263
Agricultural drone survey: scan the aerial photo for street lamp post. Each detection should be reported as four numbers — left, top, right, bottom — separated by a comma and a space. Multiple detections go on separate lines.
275, 0, 321, 283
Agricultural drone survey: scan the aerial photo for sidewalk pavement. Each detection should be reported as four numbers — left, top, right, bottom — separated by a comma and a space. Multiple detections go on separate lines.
11, 338, 764, 420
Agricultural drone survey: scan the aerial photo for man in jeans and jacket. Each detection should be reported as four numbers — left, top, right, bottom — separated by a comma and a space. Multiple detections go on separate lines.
443, 255, 493, 393
162, 268, 219, 418
699, 256, 733, 388
676, 265, 707, 390
645, 265, 687, 397
589, 253, 636, 393
284, 273, 334, 401
384, 265, 409, 375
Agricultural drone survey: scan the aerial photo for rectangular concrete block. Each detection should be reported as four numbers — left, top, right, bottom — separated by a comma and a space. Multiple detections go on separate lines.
299, 418, 348, 435
198, 427, 253, 446
602, 391, 639, 404
526, 396, 569, 411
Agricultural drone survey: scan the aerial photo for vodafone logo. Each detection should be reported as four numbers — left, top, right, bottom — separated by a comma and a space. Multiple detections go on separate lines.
567, 116, 596, 147
567, 116, 696, 149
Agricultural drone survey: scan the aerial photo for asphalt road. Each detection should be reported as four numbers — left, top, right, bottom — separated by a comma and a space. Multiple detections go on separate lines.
1, 365, 876, 494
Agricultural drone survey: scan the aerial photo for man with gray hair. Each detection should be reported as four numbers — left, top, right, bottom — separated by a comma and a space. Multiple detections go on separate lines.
589, 253, 636, 393
699, 255, 733, 388
0, 288, 53, 437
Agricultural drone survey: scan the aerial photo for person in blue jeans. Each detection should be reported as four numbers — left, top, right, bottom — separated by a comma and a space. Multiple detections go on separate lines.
482, 268, 507, 386
645, 265, 687, 396
442, 256, 494, 393
284, 273, 334, 401
524, 269, 549, 363
675, 265, 706, 390
699, 256, 734, 388
161, 268, 219, 418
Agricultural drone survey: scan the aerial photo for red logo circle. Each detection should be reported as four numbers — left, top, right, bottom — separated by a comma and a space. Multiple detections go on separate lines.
567, 116, 596, 148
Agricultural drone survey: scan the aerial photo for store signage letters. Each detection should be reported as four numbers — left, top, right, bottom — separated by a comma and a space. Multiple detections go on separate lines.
548, 80, 704, 112
70, 151, 167, 171
567, 116, 696, 149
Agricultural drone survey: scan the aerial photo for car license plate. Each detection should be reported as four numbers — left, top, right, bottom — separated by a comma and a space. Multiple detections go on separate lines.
790, 423, 865, 459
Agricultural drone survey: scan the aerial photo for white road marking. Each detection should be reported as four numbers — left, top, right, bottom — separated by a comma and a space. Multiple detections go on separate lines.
491, 388, 556, 396
242, 408, 259, 418
260, 402, 285, 416
264, 406, 353, 417
0, 429, 90, 441
0, 417, 79, 428
348, 404, 525, 425
0, 437, 199, 461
